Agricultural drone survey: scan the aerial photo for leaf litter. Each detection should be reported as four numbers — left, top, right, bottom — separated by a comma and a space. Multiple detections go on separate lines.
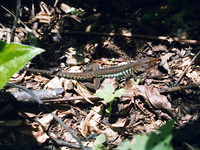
1, 0, 200, 149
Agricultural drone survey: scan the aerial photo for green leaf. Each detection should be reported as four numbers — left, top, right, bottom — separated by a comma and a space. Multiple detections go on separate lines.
117, 120, 174, 150
104, 83, 115, 93
104, 93, 115, 103
114, 88, 125, 97
117, 141, 134, 150
94, 89, 106, 99
132, 120, 174, 150
94, 84, 125, 103
92, 147, 101, 150
0, 40, 45, 89
94, 83, 115, 101
106, 103, 112, 113
95, 84, 125, 103
94, 134, 106, 147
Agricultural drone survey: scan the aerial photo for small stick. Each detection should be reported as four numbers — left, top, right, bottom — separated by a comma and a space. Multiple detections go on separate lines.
10, 0, 21, 42
159, 84, 199, 93
62, 30, 200, 44
174, 50, 200, 86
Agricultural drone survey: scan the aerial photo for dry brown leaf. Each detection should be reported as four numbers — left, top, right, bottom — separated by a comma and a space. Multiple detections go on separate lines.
148, 67, 163, 77
102, 126, 118, 141
78, 105, 103, 137
186, 70, 200, 84
72, 80, 94, 104
60, 3, 71, 14
32, 111, 56, 144
57, 108, 76, 119
160, 53, 174, 74
63, 79, 74, 90
78, 109, 94, 137
44, 77, 63, 89
153, 44, 168, 52
144, 120, 163, 132
125, 83, 174, 119
37, 112, 54, 131
109, 118, 127, 128
88, 105, 103, 132
62, 131, 74, 142
180, 57, 191, 67
145, 86, 172, 111
32, 131, 49, 144
33, 75, 49, 82
23, 112, 38, 118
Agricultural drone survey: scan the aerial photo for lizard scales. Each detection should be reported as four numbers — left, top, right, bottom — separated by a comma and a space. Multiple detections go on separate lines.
23, 57, 156, 89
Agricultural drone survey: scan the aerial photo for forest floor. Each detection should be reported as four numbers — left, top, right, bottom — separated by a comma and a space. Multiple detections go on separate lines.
0, 0, 200, 149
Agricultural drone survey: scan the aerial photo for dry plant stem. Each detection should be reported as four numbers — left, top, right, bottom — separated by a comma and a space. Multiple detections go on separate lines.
11, 83, 199, 103
13, 88, 64, 102
48, 139, 82, 148
174, 50, 200, 86
62, 30, 200, 44
0, 5, 25, 27
10, 0, 21, 42
73, 87, 94, 104
6, 83, 86, 150
159, 84, 200, 93
0, 5, 37, 34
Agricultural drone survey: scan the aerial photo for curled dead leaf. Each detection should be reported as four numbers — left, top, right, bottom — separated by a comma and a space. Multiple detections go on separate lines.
126, 83, 175, 119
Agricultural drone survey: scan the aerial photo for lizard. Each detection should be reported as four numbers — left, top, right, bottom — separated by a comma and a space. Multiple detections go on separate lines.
22, 57, 158, 90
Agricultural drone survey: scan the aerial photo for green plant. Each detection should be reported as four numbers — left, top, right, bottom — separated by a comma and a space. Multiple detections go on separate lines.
117, 120, 174, 150
94, 83, 125, 112
92, 134, 107, 150
94, 83, 125, 103
0, 40, 45, 89
66, 7, 85, 16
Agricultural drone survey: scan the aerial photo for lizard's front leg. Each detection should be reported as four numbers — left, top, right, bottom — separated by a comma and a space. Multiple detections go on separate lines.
82, 78, 101, 90
81, 63, 101, 90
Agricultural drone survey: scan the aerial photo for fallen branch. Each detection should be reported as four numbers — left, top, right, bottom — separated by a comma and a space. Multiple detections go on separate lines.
62, 30, 200, 44
9, 84, 200, 103
174, 50, 200, 86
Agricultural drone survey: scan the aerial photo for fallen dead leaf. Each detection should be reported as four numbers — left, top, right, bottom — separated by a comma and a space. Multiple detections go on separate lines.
32, 111, 56, 144
44, 77, 63, 89
180, 57, 191, 67
125, 80, 175, 119
78, 109, 94, 137
109, 118, 127, 128
102, 126, 118, 141
72, 80, 94, 104
160, 53, 174, 74
186, 70, 200, 85
78, 105, 103, 137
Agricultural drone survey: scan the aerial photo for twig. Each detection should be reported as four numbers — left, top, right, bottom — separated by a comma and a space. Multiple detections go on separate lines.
0, 5, 38, 36
174, 50, 200, 86
13, 88, 64, 102
6, 83, 86, 150
10, 83, 199, 103
42, 95, 99, 102
62, 30, 200, 44
159, 84, 199, 93
10, 0, 21, 42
